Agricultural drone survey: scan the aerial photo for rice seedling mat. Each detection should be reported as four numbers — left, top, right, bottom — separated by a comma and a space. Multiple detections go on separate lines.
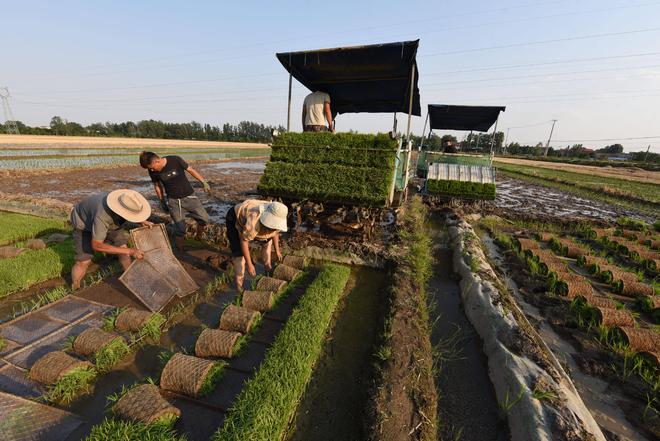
0, 391, 82, 441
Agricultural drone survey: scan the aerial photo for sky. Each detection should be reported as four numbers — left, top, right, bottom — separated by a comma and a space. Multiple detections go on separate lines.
2, 0, 660, 152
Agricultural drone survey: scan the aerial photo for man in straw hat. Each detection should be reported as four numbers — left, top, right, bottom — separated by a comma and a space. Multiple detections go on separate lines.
70, 189, 153, 289
225, 199, 288, 290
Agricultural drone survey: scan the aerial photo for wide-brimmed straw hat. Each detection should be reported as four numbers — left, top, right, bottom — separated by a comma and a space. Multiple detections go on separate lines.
107, 189, 151, 223
259, 202, 288, 232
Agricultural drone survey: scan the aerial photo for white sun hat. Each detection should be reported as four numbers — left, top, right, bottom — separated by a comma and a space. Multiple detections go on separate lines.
106, 189, 152, 223
259, 202, 288, 232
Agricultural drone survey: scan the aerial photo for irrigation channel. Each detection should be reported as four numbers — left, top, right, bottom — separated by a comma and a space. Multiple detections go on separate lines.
427, 218, 507, 441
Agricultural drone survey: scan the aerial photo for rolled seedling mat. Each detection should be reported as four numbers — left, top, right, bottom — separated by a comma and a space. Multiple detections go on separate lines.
517, 238, 540, 252
564, 246, 586, 259
195, 328, 241, 358
160, 353, 216, 397
73, 328, 118, 357
599, 265, 636, 285
650, 240, 660, 250
560, 279, 594, 300
619, 280, 654, 298
592, 228, 614, 239
544, 260, 567, 277
256, 276, 287, 293
621, 229, 640, 240
242, 290, 276, 312
645, 295, 660, 310
115, 308, 153, 332
219, 305, 261, 334
113, 383, 180, 425
272, 264, 302, 282
649, 259, 660, 271
28, 351, 93, 385
612, 326, 660, 352
282, 255, 308, 270
638, 351, 660, 368
594, 307, 635, 328
535, 232, 554, 242
588, 296, 618, 309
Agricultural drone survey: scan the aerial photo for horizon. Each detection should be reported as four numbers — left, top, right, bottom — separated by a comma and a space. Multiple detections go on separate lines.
2, 0, 660, 153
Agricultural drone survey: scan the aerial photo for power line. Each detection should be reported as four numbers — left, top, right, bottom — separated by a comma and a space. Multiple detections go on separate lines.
553, 135, 660, 142
423, 26, 660, 57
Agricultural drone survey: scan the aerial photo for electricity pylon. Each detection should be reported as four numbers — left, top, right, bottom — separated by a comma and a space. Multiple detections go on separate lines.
0, 87, 20, 135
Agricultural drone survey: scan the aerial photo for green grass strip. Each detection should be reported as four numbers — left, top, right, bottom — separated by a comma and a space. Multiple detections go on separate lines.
258, 161, 391, 206
0, 239, 74, 298
86, 418, 186, 441
0, 212, 66, 245
44, 365, 97, 404
213, 264, 351, 441
270, 145, 396, 168
94, 338, 131, 373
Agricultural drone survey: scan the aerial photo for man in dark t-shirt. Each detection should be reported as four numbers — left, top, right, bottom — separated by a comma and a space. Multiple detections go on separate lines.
139, 151, 211, 252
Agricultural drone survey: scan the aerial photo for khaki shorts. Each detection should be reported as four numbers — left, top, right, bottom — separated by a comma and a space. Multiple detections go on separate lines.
73, 229, 128, 262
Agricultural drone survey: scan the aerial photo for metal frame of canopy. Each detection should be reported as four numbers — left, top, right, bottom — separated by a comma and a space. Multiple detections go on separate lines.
275, 40, 421, 206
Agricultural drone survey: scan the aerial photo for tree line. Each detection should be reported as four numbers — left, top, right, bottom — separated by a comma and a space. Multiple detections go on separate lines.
1, 116, 285, 143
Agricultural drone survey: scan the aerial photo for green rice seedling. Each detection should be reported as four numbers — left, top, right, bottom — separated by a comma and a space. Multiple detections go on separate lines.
213, 264, 351, 441
85, 417, 186, 441
427, 179, 496, 200
498, 387, 525, 419
94, 338, 131, 373
157, 350, 175, 371
0, 212, 66, 246
531, 386, 558, 402
138, 313, 166, 341
102, 307, 125, 331
61, 335, 76, 353
198, 361, 227, 397
44, 366, 97, 404
0, 239, 75, 298
0, 336, 5, 352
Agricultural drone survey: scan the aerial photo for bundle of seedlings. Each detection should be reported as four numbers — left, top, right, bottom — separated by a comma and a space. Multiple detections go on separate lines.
577, 254, 609, 273
219, 305, 261, 334
515, 237, 541, 253
195, 328, 243, 358
617, 229, 643, 240
241, 290, 276, 312
534, 232, 555, 242
637, 295, 660, 322
597, 264, 638, 285
281, 255, 308, 270
29, 350, 97, 403
113, 308, 165, 340
531, 248, 560, 267
553, 274, 594, 300
271, 132, 398, 150
550, 237, 587, 259
426, 179, 496, 199
270, 144, 396, 168
593, 306, 636, 328
587, 296, 618, 309
610, 326, 660, 353
72, 327, 130, 372
255, 276, 287, 293
271, 264, 301, 282
586, 227, 615, 240
160, 353, 225, 397
112, 383, 181, 426
615, 279, 654, 298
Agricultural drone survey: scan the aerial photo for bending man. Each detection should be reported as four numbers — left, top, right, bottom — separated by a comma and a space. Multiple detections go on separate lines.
225, 200, 288, 290
139, 151, 211, 252
70, 189, 152, 289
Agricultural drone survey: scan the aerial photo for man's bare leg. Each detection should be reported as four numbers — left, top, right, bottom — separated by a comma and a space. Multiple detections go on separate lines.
117, 245, 132, 270
195, 223, 205, 241
71, 259, 91, 290
233, 256, 245, 291
261, 240, 273, 273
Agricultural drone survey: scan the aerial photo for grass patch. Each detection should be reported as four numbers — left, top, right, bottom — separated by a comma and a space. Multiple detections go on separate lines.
44, 365, 97, 404
0, 212, 66, 245
86, 417, 185, 441
198, 361, 226, 397
0, 238, 75, 298
213, 264, 351, 441
94, 338, 131, 373
137, 313, 166, 341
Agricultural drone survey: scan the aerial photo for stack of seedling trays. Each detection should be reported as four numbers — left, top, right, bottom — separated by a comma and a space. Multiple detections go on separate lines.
258, 132, 398, 207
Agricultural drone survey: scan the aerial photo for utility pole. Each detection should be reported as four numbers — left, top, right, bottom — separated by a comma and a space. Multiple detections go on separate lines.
543, 119, 557, 157
0, 87, 20, 135
504, 127, 510, 155
643, 145, 651, 163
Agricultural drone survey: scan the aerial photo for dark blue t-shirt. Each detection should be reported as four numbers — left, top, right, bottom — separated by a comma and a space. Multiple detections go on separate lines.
149, 155, 194, 199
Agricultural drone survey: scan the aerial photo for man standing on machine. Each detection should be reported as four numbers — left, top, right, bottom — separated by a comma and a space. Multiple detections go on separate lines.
302, 90, 334, 132
139, 151, 211, 252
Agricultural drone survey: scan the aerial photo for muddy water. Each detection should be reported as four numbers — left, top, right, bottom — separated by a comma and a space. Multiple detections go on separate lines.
427, 223, 507, 441
286, 267, 388, 441
480, 234, 652, 441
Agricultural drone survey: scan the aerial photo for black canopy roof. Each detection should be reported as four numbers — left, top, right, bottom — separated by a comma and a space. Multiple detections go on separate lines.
276, 40, 421, 116
428, 104, 505, 132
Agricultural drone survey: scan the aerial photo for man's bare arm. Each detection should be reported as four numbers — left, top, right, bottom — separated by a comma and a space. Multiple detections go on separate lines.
324, 102, 334, 132
186, 166, 206, 183
154, 183, 164, 201
91, 239, 142, 258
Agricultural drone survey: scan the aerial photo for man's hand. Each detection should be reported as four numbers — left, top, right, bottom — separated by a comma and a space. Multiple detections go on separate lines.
246, 261, 257, 277
159, 199, 169, 213
276, 249, 282, 262
202, 181, 211, 194
129, 248, 144, 259
141, 220, 154, 229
